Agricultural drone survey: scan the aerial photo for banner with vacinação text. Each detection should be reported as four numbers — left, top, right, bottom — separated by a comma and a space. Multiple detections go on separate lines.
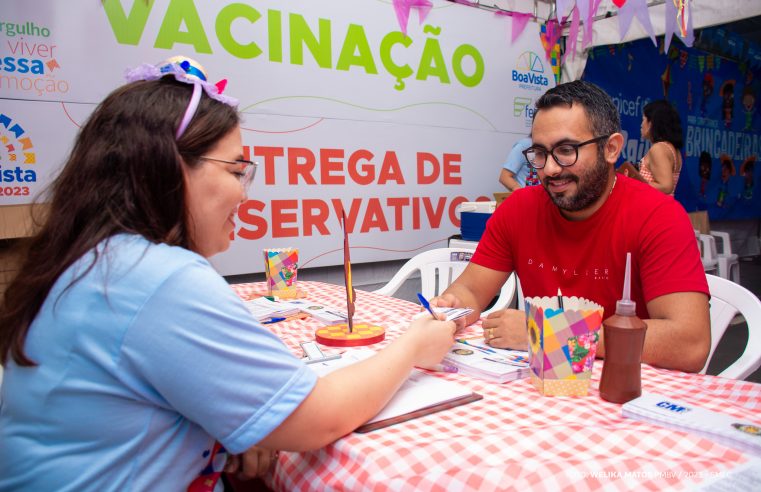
1, 0, 556, 275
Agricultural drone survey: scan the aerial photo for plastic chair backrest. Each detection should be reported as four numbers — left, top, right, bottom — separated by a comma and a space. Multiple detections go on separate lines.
373, 248, 516, 316
702, 274, 761, 380
695, 230, 719, 275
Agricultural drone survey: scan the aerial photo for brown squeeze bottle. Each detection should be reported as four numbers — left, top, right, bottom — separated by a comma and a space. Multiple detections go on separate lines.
599, 253, 648, 404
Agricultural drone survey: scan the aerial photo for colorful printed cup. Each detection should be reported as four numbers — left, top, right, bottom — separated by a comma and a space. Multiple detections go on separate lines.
263, 248, 298, 295
525, 295, 604, 397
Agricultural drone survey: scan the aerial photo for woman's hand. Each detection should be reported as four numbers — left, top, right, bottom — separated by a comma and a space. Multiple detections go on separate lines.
481, 308, 528, 350
402, 315, 457, 369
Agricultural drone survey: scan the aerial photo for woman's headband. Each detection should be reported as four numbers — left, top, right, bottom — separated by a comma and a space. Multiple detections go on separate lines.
124, 57, 238, 139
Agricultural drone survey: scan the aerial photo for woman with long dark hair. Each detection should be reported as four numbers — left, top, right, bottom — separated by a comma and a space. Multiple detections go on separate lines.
637, 99, 684, 195
0, 58, 456, 491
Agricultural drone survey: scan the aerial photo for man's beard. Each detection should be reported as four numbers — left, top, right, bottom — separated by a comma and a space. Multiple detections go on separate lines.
542, 151, 610, 212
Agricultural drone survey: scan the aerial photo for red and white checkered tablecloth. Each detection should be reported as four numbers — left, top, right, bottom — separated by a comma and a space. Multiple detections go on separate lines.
231, 281, 761, 491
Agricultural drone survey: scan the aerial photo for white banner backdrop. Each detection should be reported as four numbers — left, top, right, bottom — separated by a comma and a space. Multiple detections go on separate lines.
2, 0, 555, 274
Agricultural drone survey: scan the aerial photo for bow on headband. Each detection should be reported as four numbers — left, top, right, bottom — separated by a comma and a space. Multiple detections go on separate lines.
124, 56, 238, 139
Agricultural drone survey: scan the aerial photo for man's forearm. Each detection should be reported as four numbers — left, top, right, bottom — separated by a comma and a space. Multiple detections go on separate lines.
596, 317, 709, 373
640, 318, 709, 373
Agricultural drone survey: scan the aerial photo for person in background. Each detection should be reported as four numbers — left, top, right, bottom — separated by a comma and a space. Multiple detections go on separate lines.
638, 100, 684, 195
716, 153, 736, 207
698, 151, 712, 199
621, 100, 684, 195
432, 80, 710, 374
499, 136, 540, 191
0, 58, 456, 491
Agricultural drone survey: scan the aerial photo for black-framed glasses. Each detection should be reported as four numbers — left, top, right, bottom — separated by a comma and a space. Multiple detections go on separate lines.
522, 135, 611, 169
201, 157, 258, 188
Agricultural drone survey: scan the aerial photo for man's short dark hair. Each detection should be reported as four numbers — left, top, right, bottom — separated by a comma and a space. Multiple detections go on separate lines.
534, 80, 621, 137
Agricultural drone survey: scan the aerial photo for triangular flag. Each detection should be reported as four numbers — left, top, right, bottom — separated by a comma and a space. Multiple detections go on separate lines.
392, 0, 433, 36
511, 12, 533, 43
555, 0, 575, 20
617, 0, 656, 46
583, 0, 604, 49
562, 7, 581, 63
664, 0, 677, 53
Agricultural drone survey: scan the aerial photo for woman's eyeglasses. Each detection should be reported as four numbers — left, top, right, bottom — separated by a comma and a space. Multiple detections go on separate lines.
200, 157, 258, 188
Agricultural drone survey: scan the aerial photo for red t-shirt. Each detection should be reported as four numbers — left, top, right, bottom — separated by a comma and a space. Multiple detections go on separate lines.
472, 175, 709, 320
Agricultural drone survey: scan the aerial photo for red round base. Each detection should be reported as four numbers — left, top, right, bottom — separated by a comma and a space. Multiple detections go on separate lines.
315, 323, 386, 347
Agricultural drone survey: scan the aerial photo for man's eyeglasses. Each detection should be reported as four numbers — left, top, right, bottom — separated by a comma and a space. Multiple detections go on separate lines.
201, 157, 258, 188
522, 135, 610, 169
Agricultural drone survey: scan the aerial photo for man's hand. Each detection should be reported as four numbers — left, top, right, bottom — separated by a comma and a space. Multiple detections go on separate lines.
430, 293, 462, 309
429, 293, 469, 331
481, 308, 528, 350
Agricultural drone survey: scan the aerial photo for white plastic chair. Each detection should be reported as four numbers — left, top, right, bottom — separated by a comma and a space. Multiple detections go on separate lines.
709, 230, 740, 283
373, 248, 516, 316
701, 274, 761, 380
695, 230, 719, 276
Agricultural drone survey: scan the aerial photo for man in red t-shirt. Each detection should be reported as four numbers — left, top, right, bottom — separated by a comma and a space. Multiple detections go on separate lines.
435, 80, 710, 373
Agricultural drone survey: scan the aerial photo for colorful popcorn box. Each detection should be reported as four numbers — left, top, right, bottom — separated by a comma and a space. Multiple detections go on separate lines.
263, 248, 298, 296
525, 295, 604, 397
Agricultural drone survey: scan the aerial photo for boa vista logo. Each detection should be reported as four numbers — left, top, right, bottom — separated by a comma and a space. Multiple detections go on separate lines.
512, 51, 549, 91
0, 113, 37, 200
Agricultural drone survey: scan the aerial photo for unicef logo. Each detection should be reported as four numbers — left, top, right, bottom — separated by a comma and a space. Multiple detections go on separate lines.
512, 51, 549, 91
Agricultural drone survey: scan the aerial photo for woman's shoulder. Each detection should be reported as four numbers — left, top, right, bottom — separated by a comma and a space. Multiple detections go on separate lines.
104, 234, 204, 266
652, 140, 678, 154
93, 234, 214, 289
648, 141, 678, 162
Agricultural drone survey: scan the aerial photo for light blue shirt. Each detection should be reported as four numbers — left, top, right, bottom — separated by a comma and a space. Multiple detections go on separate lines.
0, 234, 317, 491
501, 137, 535, 187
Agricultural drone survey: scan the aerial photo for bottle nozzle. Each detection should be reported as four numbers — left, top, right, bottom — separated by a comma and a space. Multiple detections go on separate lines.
616, 252, 637, 316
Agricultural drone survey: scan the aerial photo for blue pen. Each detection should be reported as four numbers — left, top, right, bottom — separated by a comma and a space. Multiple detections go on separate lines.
416, 293, 438, 320
262, 317, 286, 324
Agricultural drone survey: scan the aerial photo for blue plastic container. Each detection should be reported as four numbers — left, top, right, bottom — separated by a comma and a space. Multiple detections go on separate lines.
460, 211, 491, 241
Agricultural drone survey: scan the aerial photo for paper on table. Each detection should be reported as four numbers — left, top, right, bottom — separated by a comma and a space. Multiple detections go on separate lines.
244, 297, 300, 321
308, 349, 480, 432
412, 306, 473, 322
281, 299, 348, 325
443, 338, 529, 383
622, 393, 761, 457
